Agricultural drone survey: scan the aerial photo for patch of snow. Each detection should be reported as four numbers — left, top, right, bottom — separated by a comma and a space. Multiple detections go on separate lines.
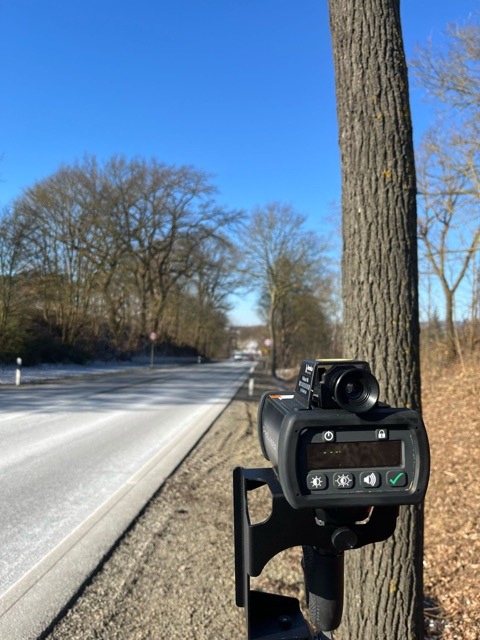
0, 357, 197, 385
0, 362, 141, 385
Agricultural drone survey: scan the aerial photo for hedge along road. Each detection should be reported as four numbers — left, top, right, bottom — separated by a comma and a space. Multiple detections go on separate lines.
0, 360, 253, 640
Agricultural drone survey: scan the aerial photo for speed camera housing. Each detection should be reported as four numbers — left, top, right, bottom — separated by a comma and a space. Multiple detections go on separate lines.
258, 359, 430, 510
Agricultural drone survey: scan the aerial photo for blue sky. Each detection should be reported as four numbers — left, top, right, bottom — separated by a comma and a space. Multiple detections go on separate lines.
1, 0, 478, 324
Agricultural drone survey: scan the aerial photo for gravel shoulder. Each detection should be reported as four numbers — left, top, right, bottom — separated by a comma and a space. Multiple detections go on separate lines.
42, 363, 479, 640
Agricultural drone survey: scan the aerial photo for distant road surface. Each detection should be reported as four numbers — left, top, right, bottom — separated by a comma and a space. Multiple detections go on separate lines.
0, 360, 252, 639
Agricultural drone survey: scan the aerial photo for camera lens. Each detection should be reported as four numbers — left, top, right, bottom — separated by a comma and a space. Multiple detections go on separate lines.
345, 381, 363, 400
333, 368, 379, 413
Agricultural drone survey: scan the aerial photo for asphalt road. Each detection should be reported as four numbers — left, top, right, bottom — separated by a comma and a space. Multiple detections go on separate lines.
0, 360, 251, 639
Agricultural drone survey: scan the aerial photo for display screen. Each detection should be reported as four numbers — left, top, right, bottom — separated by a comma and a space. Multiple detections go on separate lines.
307, 441, 402, 470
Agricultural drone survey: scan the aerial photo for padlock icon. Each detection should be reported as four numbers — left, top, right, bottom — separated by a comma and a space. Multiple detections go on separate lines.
378, 429, 386, 439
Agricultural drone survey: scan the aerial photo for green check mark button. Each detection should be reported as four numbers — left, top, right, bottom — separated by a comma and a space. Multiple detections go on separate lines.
386, 470, 407, 487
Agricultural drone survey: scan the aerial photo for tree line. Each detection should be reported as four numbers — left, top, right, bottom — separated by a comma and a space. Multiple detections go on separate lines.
0, 157, 338, 366
0, 156, 243, 363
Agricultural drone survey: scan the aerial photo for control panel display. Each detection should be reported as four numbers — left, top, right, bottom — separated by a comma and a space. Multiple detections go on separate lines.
307, 440, 402, 470
257, 359, 430, 509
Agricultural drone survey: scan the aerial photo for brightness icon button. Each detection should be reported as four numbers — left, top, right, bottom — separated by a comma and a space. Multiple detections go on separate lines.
307, 472, 327, 491
333, 472, 354, 489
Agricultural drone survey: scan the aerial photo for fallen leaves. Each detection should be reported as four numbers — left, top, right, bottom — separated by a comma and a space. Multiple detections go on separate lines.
422, 354, 480, 640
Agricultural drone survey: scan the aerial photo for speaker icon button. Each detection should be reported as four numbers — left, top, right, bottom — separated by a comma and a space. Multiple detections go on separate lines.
360, 471, 380, 488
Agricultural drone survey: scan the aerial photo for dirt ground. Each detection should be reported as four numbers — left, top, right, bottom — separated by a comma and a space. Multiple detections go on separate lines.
43, 362, 479, 640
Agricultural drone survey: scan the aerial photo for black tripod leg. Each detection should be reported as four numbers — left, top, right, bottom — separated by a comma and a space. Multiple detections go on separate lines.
302, 546, 344, 633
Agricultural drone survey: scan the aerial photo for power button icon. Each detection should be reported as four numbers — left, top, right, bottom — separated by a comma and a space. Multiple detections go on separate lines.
323, 430, 335, 442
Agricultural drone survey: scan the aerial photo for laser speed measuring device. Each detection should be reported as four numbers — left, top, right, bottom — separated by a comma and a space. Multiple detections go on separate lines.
258, 359, 430, 510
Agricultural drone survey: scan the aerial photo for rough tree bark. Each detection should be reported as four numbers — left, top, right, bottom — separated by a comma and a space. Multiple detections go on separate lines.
327, 1, 424, 638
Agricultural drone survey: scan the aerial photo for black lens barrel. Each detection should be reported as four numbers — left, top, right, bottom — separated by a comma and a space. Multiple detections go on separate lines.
330, 368, 379, 413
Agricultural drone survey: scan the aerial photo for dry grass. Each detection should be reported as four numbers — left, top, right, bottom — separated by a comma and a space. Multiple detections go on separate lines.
422, 353, 480, 640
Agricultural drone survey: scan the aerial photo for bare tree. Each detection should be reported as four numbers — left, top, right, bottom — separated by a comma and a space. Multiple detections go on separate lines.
102, 156, 239, 346
411, 17, 480, 114
15, 166, 100, 346
187, 236, 239, 356
328, 1, 423, 637
412, 17, 480, 356
417, 127, 480, 358
274, 287, 333, 368
162, 235, 239, 358
242, 203, 329, 376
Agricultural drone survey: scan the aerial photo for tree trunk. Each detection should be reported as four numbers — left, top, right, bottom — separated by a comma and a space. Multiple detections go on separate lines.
328, 1, 424, 638
269, 295, 278, 377
444, 286, 457, 360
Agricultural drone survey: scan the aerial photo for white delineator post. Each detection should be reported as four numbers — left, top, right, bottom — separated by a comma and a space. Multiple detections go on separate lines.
248, 365, 255, 397
149, 332, 157, 368
15, 357, 22, 386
